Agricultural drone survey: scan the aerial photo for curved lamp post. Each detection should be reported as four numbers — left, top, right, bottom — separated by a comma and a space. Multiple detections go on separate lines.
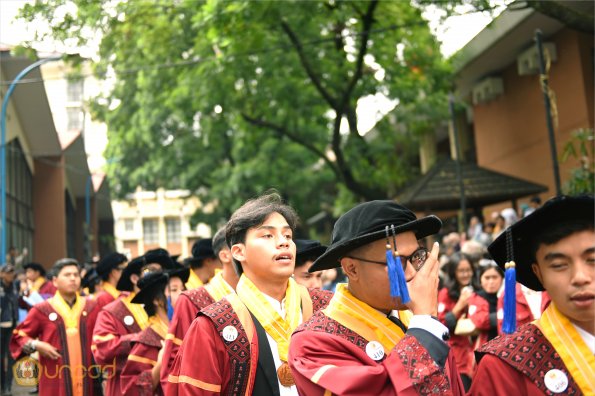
1, 55, 62, 264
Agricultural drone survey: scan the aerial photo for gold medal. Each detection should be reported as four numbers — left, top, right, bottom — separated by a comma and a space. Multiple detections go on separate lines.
277, 361, 295, 387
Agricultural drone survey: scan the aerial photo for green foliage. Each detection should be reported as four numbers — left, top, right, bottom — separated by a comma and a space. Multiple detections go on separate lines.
18, 0, 451, 232
561, 128, 594, 195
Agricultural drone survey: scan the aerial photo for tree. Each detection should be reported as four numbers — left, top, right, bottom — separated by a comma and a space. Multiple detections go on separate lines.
18, 0, 451, 231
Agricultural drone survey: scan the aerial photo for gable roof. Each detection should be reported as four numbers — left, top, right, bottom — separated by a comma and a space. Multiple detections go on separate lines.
396, 159, 547, 211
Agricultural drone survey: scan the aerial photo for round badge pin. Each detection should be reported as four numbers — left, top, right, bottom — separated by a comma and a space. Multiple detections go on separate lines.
222, 326, 238, 342
365, 341, 385, 361
48, 312, 58, 322
468, 305, 477, 316
544, 369, 568, 393
123, 315, 134, 326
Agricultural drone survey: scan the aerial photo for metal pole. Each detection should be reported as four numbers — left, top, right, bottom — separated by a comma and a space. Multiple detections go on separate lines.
1, 55, 62, 264
85, 174, 92, 262
449, 94, 467, 233
535, 29, 562, 196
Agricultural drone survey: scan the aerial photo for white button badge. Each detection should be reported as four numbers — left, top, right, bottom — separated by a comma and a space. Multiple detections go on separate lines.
365, 341, 385, 361
222, 326, 238, 342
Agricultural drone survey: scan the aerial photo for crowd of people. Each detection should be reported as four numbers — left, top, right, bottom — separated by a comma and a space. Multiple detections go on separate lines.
0, 192, 592, 396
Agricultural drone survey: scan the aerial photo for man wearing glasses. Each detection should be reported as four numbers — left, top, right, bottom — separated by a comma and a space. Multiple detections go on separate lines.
288, 200, 464, 395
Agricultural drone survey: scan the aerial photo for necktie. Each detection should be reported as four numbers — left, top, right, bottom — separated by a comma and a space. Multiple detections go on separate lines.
387, 314, 407, 333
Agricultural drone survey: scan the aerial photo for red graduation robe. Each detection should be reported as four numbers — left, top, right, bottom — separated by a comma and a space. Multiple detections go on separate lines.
289, 310, 464, 396
121, 322, 166, 396
467, 293, 497, 350
468, 322, 582, 395
160, 287, 216, 395
9, 295, 100, 396
437, 288, 475, 378
168, 288, 332, 395
91, 295, 145, 396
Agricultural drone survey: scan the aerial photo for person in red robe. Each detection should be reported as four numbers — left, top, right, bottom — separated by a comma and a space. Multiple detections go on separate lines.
289, 200, 464, 396
92, 250, 175, 396
19, 262, 57, 309
168, 193, 332, 395
469, 195, 595, 395
159, 227, 239, 394
292, 239, 327, 289
94, 252, 128, 309
467, 262, 503, 350
437, 253, 479, 390
184, 238, 221, 290
10, 259, 101, 396
121, 267, 190, 395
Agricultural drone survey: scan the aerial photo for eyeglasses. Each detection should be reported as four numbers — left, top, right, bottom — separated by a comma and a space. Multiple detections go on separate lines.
345, 247, 430, 272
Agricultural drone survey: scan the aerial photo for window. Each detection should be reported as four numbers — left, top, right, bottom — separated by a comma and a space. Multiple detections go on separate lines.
166, 218, 181, 243
143, 219, 159, 244
6, 140, 34, 258
67, 79, 83, 102
124, 219, 134, 232
67, 107, 83, 131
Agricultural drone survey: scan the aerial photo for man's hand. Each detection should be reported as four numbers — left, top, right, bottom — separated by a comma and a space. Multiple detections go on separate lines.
405, 242, 440, 316
35, 341, 61, 360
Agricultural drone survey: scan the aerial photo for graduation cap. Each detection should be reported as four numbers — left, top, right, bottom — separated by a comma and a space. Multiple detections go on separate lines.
295, 239, 327, 267
116, 256, 146, 292
144, 248, 176, 270
309, 200, 442, 303
488, 194, 594, 334
186, 239, 215, 268
96, 252, 127, 279
131, 272, 169, 305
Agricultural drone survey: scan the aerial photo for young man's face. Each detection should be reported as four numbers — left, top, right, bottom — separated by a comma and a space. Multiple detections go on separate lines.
293, 261, 323, 289
532, 230, 595, 331
52, 265, 81, 295
25, 268, 40, 282
343, 231, 420, 312
234, 212, 296, 283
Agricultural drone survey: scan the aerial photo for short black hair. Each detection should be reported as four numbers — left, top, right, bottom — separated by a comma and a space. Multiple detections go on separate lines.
225, 192, 298, 275
52, 258, 80, 278
212, 227, 227, 256
530, 220, 594, 263
478, 262, 504, 279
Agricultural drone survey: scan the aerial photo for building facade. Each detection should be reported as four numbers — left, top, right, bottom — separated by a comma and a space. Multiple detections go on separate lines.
112, 187, 212, 259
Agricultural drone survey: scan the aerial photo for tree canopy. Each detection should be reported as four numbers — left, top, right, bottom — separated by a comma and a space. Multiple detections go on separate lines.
19, 0, 453, 232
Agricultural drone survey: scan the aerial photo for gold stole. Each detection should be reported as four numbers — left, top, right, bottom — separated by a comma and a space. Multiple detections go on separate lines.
121, 293, 149, 330
101, 282, 120, 300
535, 303, 595, 394
185, 270, 203, 290
148, 315, 168, 339
30, 277, 46, 293
235, 275, 301, 362
204, 272, 234, 301
323, 284, 410, 354
48, 292, 85, 396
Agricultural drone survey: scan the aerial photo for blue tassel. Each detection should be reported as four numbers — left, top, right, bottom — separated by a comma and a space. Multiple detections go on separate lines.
394, 254, 411, 304
502, 261, 517, 334
387, 247, 402, 299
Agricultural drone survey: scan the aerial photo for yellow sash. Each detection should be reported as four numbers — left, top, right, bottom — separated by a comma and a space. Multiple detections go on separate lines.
121, 293, 149, 330
236, 275, 301, 362
148, 315, 168, 339
323, 284, 410, 354
185, 270, 203, 290
48, 292, 85, 396
204, 272, 234, 301
535, 303, 595, 394
101, 282, 120, 300
30, 277, 46, 293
